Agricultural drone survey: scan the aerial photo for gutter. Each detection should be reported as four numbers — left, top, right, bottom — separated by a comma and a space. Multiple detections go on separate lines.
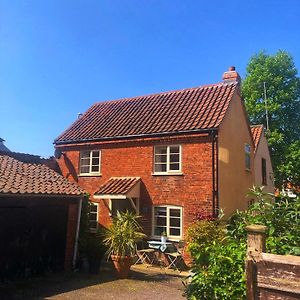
54, 128, 218, 146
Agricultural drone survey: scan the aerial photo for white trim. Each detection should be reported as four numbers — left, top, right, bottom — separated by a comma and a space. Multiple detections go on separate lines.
152, 205, 183, 240
94, 194, 127, 200
79, 150, 101, 175
153, 145, 182, 175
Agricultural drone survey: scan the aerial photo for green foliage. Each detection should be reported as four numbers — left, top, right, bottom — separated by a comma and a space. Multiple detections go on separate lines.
228, 186, 300, 255
186, 220, 225, 260
242, 50, 300, 187
103, 211, 146, 257
186, 238, 246, 300
186, 187, 300, 299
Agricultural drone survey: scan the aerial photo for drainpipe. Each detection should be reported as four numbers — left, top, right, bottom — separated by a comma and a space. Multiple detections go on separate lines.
211, 130, 219, 218
73, 197, 83, 269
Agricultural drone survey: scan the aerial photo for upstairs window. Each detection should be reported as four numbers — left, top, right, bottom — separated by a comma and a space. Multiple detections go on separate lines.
80, 150, 101, 175
262, 158, 267, 185
154, 145, 181, 174
245, 144, 251, 170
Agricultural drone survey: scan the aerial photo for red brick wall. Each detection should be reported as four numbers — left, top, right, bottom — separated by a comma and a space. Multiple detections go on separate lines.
56, 135, 213, 238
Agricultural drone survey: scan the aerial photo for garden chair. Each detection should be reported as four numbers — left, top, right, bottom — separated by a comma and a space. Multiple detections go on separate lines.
165, 240, 185, 271
134, 241, 155, 266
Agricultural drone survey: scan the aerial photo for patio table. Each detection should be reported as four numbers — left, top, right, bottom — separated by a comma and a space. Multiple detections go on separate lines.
147, 240, 172, 253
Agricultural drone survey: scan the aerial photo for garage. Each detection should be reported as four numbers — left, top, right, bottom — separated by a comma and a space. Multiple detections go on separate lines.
0, 153, 85, 280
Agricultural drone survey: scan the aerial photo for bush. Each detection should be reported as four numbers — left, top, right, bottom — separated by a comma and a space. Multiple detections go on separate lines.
186, 220, 225, 261
227, 187, 300, 255
186, 238, 246, 300
186, 187, 300, 300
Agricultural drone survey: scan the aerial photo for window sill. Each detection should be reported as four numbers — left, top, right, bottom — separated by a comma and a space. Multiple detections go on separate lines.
78, 173, 102, 177
245, 168, 251, 173
152, 172, 183, 176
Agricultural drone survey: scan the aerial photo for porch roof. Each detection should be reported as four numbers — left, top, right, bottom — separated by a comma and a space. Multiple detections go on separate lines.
94, 177, 141, 199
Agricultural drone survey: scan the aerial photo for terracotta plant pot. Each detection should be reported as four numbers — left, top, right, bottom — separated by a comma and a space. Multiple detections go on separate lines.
111, 255, 133, 279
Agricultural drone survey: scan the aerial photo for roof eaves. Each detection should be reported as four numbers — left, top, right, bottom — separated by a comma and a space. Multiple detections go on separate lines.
54, 127, 218, 146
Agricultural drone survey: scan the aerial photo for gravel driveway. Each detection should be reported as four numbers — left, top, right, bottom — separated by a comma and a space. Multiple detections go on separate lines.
0, 262, 188, 300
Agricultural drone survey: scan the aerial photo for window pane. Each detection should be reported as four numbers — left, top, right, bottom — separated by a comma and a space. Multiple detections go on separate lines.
90, 221, 97, 229
80, 166, 89, 174
92, 151, 100, 158
156, 216, 166, 226
92, 157, 99, 165
154, 207, 166, 216
245, 154, 250, 169
90, 205, 98, 212
81, 151, 90, 159
155, 146, 167, 155
170, 146, 180, 154
155, 154, 167, 163
170, 209, 180, 217
81, 157, 90, 165
154, 226, 167, 236
245, 144, 250, 154
170, 228, 180, 236
170, 154, 179, 163
91, 165, 99, 172
155, 164, 167, 172
89, 214, 97, 221
169, 163, 180, 170
170, 218, 180, 227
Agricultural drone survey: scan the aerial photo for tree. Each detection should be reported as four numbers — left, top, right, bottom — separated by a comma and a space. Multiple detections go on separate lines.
242, 50, 300, 187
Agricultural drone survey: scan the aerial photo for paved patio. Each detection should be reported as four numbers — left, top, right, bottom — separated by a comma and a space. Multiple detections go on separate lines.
0, 261, 188, 299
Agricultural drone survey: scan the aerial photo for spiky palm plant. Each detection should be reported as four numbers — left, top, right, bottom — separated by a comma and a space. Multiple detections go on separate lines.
103, 211, 146, 257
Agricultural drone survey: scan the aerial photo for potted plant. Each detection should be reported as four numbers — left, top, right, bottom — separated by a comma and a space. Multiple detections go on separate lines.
161, 231, 167, 244
103, 211, 146, 278
85, 233, 106, 274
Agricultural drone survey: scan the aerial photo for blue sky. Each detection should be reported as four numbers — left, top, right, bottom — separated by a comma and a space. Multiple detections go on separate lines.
1, 0, 299, 157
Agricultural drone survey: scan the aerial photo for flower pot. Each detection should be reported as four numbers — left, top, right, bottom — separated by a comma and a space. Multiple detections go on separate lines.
111, 255, 133, 279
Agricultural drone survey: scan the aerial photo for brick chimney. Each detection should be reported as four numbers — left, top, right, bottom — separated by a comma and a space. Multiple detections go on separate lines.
222, 66, 241, 84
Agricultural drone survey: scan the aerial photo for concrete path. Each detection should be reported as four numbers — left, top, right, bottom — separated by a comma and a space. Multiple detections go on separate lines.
0, 262, 188, 300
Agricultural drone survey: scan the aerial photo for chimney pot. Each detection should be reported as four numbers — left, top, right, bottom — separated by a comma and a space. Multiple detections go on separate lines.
229, 66, 235, 71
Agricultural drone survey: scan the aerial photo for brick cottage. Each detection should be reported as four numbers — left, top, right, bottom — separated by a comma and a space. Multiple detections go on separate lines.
54, 67, 259, 241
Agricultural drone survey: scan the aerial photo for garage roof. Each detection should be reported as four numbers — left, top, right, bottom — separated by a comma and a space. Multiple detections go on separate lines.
0, 154, 85, 196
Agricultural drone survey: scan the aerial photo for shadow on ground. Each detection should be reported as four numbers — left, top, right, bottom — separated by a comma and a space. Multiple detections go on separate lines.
0, 261, 187, 300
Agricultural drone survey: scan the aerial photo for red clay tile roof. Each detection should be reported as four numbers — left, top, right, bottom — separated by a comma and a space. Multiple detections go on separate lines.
95, 177, 140, 196
251, 125, 264, 152
55, 82, 238, 144
0, 154, 85, 196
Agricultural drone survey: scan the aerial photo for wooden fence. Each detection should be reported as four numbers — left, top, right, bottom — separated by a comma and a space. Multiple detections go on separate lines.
245, 225, 300, 300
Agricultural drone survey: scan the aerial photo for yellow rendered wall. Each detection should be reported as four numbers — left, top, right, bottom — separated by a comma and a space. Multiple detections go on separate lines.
254, 134, 274, 193
218, 92, 254, 218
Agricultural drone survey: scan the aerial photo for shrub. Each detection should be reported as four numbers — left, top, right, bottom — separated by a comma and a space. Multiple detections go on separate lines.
186, 238, 246, 300
186, 220, 225, 261
186, 187, 300, 300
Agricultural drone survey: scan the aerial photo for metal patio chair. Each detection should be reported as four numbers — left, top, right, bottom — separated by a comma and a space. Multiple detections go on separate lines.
165, 240, 185, 271
134, 241, 155, 266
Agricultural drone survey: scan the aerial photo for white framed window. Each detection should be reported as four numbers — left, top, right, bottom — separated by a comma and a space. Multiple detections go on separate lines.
245, 144, 251, 170
89, 202, 99, 231
79, 150, 101, 175
154, 145, 182, 174
152, 205, 183, 240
